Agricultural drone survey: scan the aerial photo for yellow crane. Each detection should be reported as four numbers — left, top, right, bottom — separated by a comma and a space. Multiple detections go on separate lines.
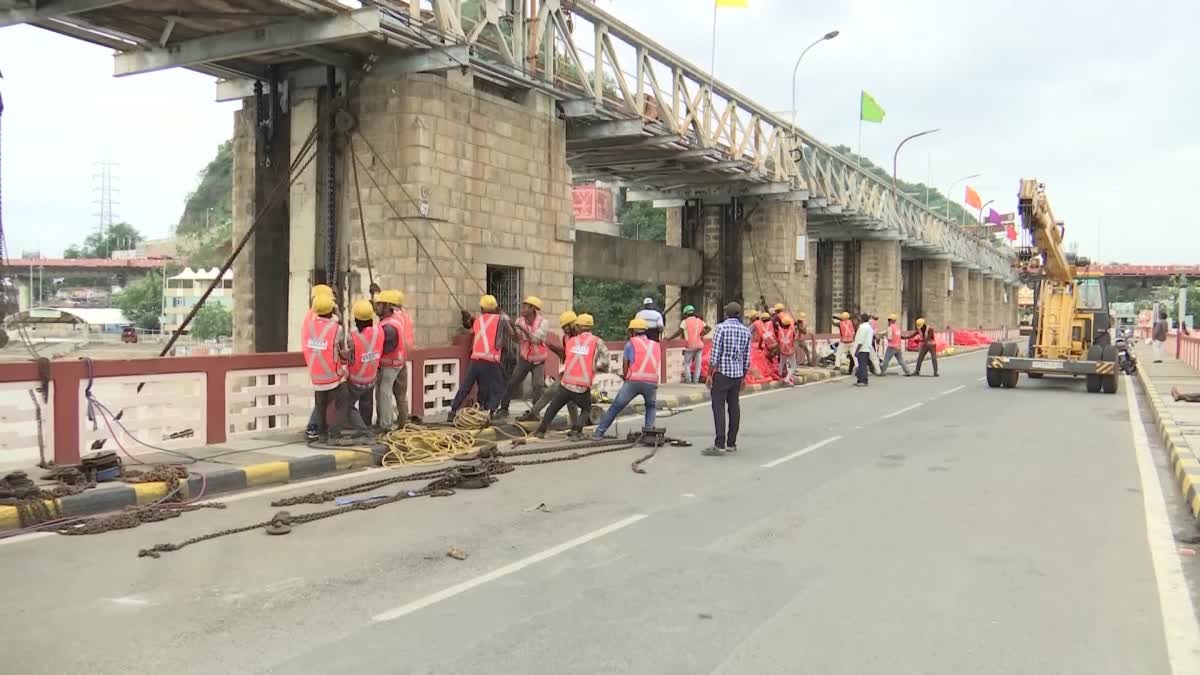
986, 179, 1118, 393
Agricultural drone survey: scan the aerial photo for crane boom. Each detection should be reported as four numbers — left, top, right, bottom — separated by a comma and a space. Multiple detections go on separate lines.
1017, 179, 1074, 283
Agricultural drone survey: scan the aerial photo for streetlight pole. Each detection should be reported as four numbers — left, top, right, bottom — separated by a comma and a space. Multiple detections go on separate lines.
945, 173, 981, 221
790, 30, 839, 136
892, 129, 940, 202
977, 199, 994, 226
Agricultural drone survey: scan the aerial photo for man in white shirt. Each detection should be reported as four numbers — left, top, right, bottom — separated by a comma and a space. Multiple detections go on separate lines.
635, 298, 665, 342
852, 312, 875, 387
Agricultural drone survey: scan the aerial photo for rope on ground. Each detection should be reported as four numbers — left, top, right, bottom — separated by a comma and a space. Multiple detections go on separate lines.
452, 406, 491, 431
379, 423, 479, 467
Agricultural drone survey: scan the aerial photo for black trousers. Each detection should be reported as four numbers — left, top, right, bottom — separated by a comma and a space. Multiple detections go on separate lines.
914, 343, 939, 375
710, 372, 743, 449
450, 361, 505, 413
499, 358, 546, 412
535, 386, 592, 434
856, 350, 871, 384
351, 383, 375, 428
313, 383, 352, 437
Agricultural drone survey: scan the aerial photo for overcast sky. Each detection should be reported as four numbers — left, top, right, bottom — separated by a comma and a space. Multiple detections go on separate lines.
2, 0, 1197, 263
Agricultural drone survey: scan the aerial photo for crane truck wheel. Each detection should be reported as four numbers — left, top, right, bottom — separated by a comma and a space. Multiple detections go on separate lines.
988, 342, 1004, 357
1087, 345, 1103, 362
1086, 375, 1102, 393
1101, 345, 1119, 394
986, 343, 1004, 388
1002, 343, 1018, 358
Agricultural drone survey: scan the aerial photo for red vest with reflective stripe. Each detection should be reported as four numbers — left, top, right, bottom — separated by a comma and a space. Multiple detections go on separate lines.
516, 314, 548, 364
682, 316, 705, 350
471, 313, 502, 363
777, 324, 796, 356
302, 315, 344, 387
627, 335, 660, 383
348, 324, 384, 386
754, 320, 776, 349
561, 333, 600, 388
379, 315, 408, 367
838, 319, 855, 343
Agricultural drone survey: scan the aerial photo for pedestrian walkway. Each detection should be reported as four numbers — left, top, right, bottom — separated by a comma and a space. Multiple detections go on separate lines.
1135, 344, 1200, 519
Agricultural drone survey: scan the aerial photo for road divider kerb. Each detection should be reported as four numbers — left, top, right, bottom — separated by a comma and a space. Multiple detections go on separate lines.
1135, 365, 1200, 521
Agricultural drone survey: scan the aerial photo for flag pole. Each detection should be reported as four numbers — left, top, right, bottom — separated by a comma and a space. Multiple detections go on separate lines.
709, 0, 718, 91
857, 116, 862, 170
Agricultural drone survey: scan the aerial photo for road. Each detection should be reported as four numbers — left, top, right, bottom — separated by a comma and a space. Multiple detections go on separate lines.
3, 352, 1199, 674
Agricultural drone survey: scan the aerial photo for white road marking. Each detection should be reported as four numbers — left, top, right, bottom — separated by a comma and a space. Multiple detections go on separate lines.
976, 376, 986, 381
681, 493, 696, 498
217, 467, 393, 504
108, 595, 152, 607
0, 531, 53, 547
371, 514, 648, 623
760, 436, 843, 469
881, 402, 923, 419
940, 385, 966, 395
1125, 383, 1200, 674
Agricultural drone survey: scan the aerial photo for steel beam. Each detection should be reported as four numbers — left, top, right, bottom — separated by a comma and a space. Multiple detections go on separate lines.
1, 0, 130, 28
567, 119, 645, 142
115, 7, 381, 77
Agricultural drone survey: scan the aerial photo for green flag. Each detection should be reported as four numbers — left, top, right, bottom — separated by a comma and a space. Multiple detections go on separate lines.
860, 90, 885, 123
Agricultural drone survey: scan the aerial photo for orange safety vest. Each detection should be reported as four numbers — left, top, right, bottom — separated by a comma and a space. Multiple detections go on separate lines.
838, 319, 855, 343
887, 323, 902, 349
302, 314, 344, 387
626, 335, 661, 383
682, 316, 705, 350
561, 332, 600, 388
754, 320, 777, 349
379, 315, 408, 367
348, 323, 384, 386
777, 324, 796, 356
516, 314, 548, 364
471, 313, 502, 363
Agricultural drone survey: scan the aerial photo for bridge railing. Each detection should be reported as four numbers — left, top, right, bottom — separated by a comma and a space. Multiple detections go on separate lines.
386, 1, 1011, 277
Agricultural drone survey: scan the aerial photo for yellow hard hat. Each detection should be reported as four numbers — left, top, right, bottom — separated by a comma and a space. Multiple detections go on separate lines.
747, 310, 759, 320
523, 295, 543, 310
576, 313, 595, 328
559, 310, 578, 328
352, 299, 376, 322
311, 284, 334, 300
798, 312, 807, 320
311, 294, 335, 315
628, 318, 649, 331
888, 313, 898, 321
773, 303, 785, 312
780, 314, 794, 327
388, 289, 406, 306
480, 294, 498, 311
840, 311, 850, 320
916, 318, 926, 327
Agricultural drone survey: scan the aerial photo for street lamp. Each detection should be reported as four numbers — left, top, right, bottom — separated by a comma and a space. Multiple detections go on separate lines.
945, 173, 981, 220
892, 129, 940, 202
789, 30, 840, 134
976, 199, 995, 227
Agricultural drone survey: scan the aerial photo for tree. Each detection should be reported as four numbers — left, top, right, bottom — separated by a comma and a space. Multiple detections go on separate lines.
191, 302, 233, 339
63, 222, 143, 258
830, 145, 981, 227
113, 272, 162, 330
176, 140, 234, 268
573, 201, 667, 340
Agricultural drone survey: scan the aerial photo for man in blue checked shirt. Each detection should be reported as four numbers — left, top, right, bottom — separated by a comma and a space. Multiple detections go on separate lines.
703, 302, 751, 456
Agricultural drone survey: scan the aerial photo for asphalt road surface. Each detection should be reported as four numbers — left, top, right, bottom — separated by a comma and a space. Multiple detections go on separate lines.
4, 352, 1199, 674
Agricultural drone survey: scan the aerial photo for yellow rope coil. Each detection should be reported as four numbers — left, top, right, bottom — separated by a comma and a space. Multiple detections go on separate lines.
379, 423, 479, 467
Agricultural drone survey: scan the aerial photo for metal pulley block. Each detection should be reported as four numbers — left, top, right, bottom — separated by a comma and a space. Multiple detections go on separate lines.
454, 464, 490, 489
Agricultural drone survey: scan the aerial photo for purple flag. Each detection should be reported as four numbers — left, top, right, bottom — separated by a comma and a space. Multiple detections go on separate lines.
987, 208, 1003, 225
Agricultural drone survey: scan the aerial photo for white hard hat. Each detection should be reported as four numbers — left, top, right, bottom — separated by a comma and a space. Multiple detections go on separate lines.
643, 297, 654, 305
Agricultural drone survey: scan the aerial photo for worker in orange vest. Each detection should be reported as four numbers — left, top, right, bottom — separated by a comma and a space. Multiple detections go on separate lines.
911, 317, 940, 377
834, 311, 856, 374
751, 310, 777, 353
666, 304, 711, 384
345, 299, 383, 436
302, 290, 351, 441
303, 284, 338, 441
533, 312, 609, 439
374, 289, 413, 428
592, 318, 660, 438
879, 314, 911, 376
497, 296, 550, 419
520, 310, 580, 426
776, 312, 799, 383
449, 294, 511, 419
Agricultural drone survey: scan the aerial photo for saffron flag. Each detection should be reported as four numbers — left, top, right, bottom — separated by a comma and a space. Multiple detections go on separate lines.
860, 91, 885, 123
987, 208, 1003, 225
964, 185, 983, 210
715, 0, 748, 7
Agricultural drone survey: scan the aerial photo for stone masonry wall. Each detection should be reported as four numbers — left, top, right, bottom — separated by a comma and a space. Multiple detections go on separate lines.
343, 73, 574, 346
231, 105, 257, 353
920, 258, 951, 327
700, 205, 724, 327
741, 201, 812, 322
664, 206, 683, 331
967, 270, 982, 329
951, 265, 969, 329
857, 239, 901, 321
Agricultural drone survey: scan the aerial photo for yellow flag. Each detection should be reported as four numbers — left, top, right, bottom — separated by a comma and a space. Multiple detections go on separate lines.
715, 0, 748, 7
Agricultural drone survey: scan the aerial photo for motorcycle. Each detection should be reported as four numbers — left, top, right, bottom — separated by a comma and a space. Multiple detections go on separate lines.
1115, 328, 1137, 375
817, 342, 839, 368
